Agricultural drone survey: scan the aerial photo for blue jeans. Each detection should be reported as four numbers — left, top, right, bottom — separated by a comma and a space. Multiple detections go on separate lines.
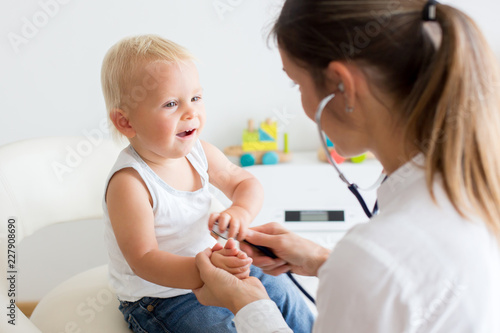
118, 265, 314, 333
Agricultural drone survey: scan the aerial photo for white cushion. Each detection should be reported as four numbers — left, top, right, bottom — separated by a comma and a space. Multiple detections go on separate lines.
30, 265, 130, 333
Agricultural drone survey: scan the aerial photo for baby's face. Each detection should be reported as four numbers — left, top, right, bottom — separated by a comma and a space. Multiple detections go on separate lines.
126, 60, 206, 160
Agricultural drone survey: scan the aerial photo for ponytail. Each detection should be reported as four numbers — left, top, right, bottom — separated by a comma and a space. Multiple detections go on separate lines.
406, 4, 500, 240
272, 0, 500, 241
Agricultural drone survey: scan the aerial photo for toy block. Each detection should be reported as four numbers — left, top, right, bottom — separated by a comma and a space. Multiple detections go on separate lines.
242, 141, 278, 152
326, 137, 334, 147
259, 128, 275, 142
259, 121, 278, 140
330, 149, 346, 164
350, 154, 367, 163
242, 130, 259, 143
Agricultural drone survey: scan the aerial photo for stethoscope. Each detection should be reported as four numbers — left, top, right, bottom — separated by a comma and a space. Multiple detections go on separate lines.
315, 93, 386, 219
276, 92, 385, 304
213, 93, 385, 306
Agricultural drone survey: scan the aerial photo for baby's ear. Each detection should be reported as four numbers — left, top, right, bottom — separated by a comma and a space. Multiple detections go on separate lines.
110, 108, 136, 138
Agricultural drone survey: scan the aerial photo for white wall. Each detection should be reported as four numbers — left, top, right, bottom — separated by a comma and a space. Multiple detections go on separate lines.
1, 0, 313, 152
2, 0, 499, 302
1, 0, 499, 151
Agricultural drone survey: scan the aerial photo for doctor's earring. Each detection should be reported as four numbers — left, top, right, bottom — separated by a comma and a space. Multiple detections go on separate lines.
338, 82, 354, 113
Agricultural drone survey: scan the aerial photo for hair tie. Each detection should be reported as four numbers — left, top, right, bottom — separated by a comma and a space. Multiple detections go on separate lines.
423, 0, 438, 22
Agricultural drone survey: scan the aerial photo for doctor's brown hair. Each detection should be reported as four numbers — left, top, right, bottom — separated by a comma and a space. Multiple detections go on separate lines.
272, 0, 500, 240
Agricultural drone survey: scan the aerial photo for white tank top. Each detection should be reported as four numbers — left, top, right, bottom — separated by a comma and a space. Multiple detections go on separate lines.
103, 140, 217, 301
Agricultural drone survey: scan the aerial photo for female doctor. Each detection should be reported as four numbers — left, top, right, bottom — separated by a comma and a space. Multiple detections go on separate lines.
194, 0, 500, 331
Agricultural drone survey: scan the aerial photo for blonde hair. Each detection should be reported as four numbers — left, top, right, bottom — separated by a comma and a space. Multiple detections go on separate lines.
272, 0, 500, 241
101, 34, 195, 140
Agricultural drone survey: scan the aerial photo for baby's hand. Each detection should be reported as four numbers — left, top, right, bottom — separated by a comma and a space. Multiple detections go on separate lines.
209, 205, 252, 241
210, 239, 252, 279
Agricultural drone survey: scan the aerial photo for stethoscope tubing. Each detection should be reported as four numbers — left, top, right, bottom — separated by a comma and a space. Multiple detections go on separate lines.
315, 93, 383, 219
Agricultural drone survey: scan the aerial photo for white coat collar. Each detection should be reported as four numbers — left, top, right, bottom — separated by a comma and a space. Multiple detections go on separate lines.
376, 153, 425, 211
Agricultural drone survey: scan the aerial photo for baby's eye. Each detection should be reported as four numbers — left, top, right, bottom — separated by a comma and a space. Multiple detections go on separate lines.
163, 101, 177, 108
192, 96, 202, 102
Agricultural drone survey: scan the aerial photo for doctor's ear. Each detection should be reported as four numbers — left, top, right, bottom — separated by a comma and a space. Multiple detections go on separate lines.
324, 61, 356, 113
110, 108, 136, 138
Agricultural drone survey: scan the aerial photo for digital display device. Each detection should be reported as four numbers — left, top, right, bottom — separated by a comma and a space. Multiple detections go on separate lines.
285, 210, 345, 222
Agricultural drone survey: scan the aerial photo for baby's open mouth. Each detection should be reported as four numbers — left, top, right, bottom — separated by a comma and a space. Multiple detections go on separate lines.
176, 129, 196, 138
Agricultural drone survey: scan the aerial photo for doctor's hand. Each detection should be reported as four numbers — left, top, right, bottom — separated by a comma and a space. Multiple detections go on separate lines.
193, 247, 270, 315
241, 222, 331, 277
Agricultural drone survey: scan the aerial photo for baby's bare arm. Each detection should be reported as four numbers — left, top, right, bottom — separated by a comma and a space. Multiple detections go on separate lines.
107, 168, 204, 289
202, 140, 264, 241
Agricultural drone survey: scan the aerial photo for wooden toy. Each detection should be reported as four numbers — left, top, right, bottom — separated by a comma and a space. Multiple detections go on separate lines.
224, 119, 292, 166
330, 149, 346, 164
318, 137, 375, 164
